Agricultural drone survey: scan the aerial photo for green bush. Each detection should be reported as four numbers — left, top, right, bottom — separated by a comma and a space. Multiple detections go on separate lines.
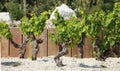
0, 3, 4, 12
0, 22, 12, 39
5, 2, 24, 20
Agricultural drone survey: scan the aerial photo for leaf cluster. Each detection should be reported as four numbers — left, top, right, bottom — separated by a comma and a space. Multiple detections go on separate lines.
103, 2, 120, 47
50, 2, 120, 54
20, 11, 49, 37
83, 2, 120, 55
50, 10, 84, 47
0, 22, 12, 39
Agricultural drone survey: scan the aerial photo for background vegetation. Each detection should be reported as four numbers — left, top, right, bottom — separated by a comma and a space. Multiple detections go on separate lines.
0, 0, 119, 20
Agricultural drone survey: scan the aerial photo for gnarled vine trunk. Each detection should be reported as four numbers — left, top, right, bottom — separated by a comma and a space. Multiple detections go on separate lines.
31, 33, 39, 60
93, 36, 105, 61
77, 33, 85, 58
10, 33, 43, 60
10, 36, 29, 58
104, 42, 119, 57
30, 33, 43, 60
19, 37, 29, 58
32, 39, 39, 60
54, 42, 68, 67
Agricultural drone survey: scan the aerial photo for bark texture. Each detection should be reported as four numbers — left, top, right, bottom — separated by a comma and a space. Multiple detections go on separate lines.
9, 33, 43, 60
54, 42, 68, 67
10, 37, 29, 58
93, 36, 105, 61
104, 43, 120, 57
19, 38, 29, 58
31, 33, 38, 60
77, 33, 85, 58
32, 39, 39, 60
30, 33, 43, 60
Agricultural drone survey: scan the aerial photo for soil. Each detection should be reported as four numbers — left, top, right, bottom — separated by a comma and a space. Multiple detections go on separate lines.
1, 56, 120, 71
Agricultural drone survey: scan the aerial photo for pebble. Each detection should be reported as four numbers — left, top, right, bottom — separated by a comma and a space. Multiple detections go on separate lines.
1, 56, 120, 71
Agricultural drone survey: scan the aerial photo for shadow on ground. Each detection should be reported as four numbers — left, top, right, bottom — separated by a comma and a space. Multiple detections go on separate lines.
1, 62, 21, 66
79, 63, 99, 68
117, 62, 120, 64
38, 59, 49, 62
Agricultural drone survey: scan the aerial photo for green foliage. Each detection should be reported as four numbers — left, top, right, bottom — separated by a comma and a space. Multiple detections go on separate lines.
103, 2, 120, 47
0, 22, 12, 39
0, 3, 4, 11
0, 0, 119, 20
26, 0, 64, 15
20, 11, 49, 37
0, 0, 6, 12
85, 10, 105, 44
50, 10, 83, 47
82, 2, 120, 56
5, 1, 24, 20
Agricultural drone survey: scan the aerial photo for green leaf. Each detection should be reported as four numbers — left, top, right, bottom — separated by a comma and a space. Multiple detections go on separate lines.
20, 11, 49, 37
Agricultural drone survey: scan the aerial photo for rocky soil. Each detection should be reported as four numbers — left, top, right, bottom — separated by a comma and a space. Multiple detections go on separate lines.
1, 56, 120, 71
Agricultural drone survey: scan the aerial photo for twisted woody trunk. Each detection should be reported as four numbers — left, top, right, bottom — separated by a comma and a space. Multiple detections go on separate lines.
10, 36, 29, 58
54, 41, 71, 67
77, 33, 85, 58
10, 33, 43, 60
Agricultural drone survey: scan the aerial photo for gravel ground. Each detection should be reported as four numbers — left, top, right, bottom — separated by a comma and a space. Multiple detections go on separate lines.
1, 56, 120, 71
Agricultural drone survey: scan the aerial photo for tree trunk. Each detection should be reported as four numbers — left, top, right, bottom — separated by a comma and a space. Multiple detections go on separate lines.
94, 36, 105, 61
78, 47, 83, 58
94, 45, 101, 60
10, 39, 20, 48
54, 42, 68, 67
104, 44, 118, 57
30, 33, 39, 60
10, 37, 29, 58
77, 33, 85, 58
18, 37, 29, 58
32, 40, 39, 60
23, 0, 26, 16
